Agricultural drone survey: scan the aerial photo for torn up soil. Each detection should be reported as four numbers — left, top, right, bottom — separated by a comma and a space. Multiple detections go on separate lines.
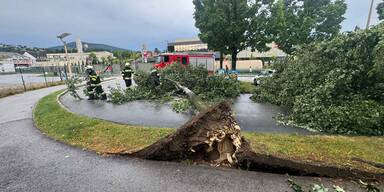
132, 102, 384, 181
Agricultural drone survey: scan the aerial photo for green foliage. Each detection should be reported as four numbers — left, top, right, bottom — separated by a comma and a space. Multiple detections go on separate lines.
171, 99, 192, 113
268, 0, 347, 54
66, 76, 82, 100
252, 24, 384, 136
193, 0, 264, 70
378, 1, 384, 21
160, 64, 241, 101
88, 52, 98, 64
112, 50, 140, 64
193, 0, 347, 69
109, 64, 241, 111
239, 82, 256, 94
287, 178, 346, 192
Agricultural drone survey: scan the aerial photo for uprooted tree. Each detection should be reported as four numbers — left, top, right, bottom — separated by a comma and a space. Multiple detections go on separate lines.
132, 71, 383, 181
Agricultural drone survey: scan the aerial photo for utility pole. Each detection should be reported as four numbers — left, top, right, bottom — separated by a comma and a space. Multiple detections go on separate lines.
367, 0, 375, 29
57, 33, 72, 77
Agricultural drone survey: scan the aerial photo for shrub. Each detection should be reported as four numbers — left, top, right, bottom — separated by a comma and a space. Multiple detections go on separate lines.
252, 24, 384, 135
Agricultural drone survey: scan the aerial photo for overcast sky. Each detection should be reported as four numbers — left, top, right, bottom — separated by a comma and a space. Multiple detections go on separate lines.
0, 0, 381, 50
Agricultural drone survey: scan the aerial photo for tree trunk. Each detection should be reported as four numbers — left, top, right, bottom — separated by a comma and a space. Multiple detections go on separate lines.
231, 49, 237, 71
219, 52, 224, 69
261, 59, 265, 69
168, 79, 208, 112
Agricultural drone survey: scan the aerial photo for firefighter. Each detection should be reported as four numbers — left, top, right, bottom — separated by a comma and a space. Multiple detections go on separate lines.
85, 66, 107, 100
122, 63, 134, 87
150, 68, 161, 87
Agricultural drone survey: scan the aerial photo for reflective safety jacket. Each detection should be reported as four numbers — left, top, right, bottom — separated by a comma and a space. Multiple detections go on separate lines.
122, 66, 134, 80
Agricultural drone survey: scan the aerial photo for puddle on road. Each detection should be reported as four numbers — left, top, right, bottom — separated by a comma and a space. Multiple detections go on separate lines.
60, 91, 311, 134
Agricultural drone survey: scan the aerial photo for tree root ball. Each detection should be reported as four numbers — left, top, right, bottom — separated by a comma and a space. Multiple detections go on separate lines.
134, 101, 245, 167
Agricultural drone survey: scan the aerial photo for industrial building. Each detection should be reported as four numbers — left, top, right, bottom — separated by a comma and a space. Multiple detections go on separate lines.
35, 51, 113, 66
167, 38, 208, 52
0, 52, 33, 73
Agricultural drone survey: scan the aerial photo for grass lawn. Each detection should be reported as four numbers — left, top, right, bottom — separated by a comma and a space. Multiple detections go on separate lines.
239, 81, 256, 94
34, 91, 384, 174
0, 81, 65, 98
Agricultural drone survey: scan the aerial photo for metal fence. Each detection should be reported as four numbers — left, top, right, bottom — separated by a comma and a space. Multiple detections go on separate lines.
0, 63, 124, 94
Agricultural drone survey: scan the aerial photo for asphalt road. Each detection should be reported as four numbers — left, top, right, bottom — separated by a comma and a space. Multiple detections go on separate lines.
0, 86, 366, 192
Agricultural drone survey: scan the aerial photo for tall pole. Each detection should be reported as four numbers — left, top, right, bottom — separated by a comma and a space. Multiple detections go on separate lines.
57, 33, 72, 77
62, 40, 72, 77
367, 0, 375, 29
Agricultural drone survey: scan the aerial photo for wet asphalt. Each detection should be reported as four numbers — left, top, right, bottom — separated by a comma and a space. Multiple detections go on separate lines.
0, 84, 370, 191
61, 79, 311, 134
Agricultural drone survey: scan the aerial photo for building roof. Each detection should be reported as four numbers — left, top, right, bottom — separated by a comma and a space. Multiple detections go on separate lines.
23, 52, 36, 60
0, 52, 30, 60
168, 38, 206, 46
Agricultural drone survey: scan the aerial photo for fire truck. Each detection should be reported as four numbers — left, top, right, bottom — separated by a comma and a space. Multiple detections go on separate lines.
154, 52, 215, 73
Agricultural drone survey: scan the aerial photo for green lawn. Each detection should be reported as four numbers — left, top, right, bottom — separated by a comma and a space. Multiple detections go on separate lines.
239, 81, 256, 94
34, 91, 384, 174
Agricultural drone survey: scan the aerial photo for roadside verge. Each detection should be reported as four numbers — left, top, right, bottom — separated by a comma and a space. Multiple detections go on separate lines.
33, 91, 384, 180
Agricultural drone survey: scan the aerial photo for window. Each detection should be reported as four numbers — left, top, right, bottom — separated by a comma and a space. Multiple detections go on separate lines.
163, 55, 170, 62
181, 57, 188, 65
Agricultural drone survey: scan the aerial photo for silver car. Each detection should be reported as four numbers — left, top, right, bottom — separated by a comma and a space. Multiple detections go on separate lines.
253, 69, 276, 85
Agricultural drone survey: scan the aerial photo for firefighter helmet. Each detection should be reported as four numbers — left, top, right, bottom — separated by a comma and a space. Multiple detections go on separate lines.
86, 65, 93, 70
125, 63, 131, 67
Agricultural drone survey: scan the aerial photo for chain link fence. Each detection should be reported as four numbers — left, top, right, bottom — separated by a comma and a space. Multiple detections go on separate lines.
0, 63, 123, 98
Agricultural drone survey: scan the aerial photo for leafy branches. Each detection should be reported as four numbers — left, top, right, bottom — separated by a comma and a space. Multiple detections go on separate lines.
109, 64, 241, 112
252, 24, 384, 135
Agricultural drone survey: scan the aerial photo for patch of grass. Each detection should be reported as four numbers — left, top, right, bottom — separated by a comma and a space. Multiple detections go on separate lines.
239, 81, 256, 94
33, 91, 174, 154
243, 132, 384, 174
0, 81, 64, 98
34, 91, 384, 175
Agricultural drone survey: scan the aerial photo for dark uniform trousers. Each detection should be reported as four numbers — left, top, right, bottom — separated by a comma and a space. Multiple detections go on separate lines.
122, 67, 133, 87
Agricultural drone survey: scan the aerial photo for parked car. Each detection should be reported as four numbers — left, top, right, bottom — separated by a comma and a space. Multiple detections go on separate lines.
253, 69, 276, 85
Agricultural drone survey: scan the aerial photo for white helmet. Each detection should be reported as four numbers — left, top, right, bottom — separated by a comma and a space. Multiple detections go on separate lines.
86, 65, 93, 70
125, 63, 131, 67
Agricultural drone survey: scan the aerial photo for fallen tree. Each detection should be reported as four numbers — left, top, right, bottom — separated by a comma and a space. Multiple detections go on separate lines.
133, 79, 384, 181
134, 79, 242, 166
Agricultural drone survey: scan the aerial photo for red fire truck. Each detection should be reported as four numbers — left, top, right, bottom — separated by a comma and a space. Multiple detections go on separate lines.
154, 52, 215, 73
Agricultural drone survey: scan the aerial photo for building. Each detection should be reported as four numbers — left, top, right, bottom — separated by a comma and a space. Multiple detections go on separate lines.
167, 38, 208, 52
237, 43, 286, 60
0, 52, 33, 70
215, 43, 287, 71
23, 52, 37, 65
36, 51, 114, 66
0, 59, 16, 73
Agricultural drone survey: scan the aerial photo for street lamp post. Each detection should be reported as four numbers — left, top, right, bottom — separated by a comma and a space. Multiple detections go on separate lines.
57, 33, 72, 77
366, 0, 375, 29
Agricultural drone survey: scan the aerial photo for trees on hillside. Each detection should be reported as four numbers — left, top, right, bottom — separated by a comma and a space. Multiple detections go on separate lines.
193, 0, 347, 68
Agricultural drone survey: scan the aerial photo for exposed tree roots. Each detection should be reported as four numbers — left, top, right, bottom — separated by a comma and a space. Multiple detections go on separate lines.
132, 102, 384, 181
